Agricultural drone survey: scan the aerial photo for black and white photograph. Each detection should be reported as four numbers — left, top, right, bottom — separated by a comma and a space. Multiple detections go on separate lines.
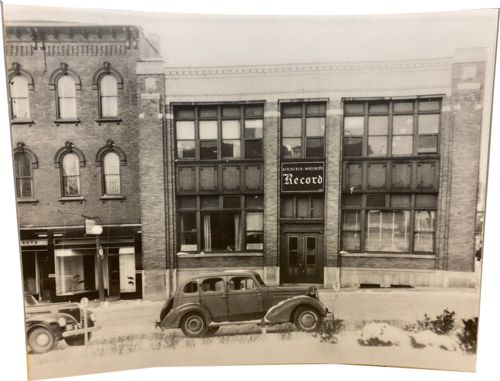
0, 1, 499, 380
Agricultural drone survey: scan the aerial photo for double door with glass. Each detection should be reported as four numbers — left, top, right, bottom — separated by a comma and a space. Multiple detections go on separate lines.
281, 232, 323, 283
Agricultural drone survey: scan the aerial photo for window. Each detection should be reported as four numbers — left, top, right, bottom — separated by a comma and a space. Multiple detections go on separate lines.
280, 195, 324, 219
341, 98, 440, 254
103, 152, 121, 195
99, 74, 118, 118
343, 98, 440, 157
14, 153, 33, 198
175, 104, 264, 160
183, 281, 198, 294
9, 75, 30, 120
229, 276, 257, 291
57, 76, 77, 119
281, 102, 326, 159
61, 153, 80, 196
177, 195, 264, 253
201, 278, 225, 292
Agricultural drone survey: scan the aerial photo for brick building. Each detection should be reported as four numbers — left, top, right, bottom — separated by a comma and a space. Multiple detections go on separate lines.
136, 48, 488, 300
6, 23, 489, 302
5, 24, 160, 301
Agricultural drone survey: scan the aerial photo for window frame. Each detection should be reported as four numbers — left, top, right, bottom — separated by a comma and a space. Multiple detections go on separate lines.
177, 195, 264, 253
56, 75, 78, 121
9, 75, 31, 122
60, 152, 81, 197
14, 152, 34, 199
102, 151, 122, 196
343, 98, 441, 158
98, 73, 119, 119
174, 104, 264, 161
280, 101, 326, 160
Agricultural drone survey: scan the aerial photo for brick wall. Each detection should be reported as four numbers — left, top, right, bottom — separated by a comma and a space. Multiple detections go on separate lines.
7, 26, 142, 227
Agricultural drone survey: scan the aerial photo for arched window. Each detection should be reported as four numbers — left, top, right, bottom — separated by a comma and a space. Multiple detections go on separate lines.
103, 152, 121, 195
62, 153, 80, 196
99, 74, 118, 118
57, 76, 77, 119
9, 76, 30, 120
14, 152, 33, 198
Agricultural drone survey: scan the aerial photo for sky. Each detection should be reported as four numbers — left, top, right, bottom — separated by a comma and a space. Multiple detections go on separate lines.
2, 5, 498, 67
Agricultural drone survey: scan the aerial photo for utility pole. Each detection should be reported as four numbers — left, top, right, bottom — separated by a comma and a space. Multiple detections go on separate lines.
83, 215, 105, 302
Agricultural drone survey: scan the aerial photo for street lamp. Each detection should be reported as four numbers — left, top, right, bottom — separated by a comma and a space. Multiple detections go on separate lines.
83, 216, 105, 302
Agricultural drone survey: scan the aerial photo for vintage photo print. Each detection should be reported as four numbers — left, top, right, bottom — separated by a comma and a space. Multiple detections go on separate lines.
1, 2, 498, 380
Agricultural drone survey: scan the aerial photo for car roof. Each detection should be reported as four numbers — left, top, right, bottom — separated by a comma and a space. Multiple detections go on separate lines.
181, 270, 260, 284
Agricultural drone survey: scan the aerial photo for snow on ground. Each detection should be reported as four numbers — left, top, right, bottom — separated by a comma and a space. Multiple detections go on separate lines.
26, 288, 480, 380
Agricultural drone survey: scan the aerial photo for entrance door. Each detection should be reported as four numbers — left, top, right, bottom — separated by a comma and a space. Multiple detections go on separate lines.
108, 255, 120, 296
281, 233, 323, 283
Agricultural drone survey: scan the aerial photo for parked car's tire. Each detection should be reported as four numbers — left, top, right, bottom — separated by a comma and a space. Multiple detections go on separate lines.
28, 327, 56, 354
65, 333, 92, 346
293, 306, 320, 332
180, 313, 208, 338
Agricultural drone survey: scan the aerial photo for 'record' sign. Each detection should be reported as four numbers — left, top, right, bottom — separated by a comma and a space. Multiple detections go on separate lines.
281, 162, 325, 193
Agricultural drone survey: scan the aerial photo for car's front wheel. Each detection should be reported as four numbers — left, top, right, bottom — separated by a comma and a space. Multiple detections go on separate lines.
293, 306, 320, 332
180, 313, 208, 338
28, 327, 56, 354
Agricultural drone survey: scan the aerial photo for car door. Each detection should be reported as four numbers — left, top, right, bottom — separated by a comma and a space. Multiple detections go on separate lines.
199, 277, 228, 322
227, 275, 265, 321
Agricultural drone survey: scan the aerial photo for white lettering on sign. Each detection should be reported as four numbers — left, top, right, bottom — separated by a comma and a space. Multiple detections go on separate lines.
21, 239, 48, 247
283, 173, 323, 186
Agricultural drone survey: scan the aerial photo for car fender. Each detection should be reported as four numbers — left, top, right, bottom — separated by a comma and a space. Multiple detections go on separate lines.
264, 295, 329, 324
161, 303, 213, 329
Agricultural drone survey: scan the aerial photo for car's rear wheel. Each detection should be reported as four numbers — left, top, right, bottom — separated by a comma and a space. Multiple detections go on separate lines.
293, 306, 320, 332
28, 327, 56, 354
180, 313, 208, 338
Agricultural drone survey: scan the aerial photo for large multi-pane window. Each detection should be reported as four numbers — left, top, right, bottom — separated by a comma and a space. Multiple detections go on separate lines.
341, 98, 440, 254
175, 104, 264, 160
9, 75, 30, 120
281, 102, 326, 159
177, 195, 264, 252
175, 104, 264, 253
14, 152, 33, 199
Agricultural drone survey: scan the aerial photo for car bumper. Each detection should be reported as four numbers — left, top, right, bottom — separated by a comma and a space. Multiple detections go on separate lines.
61, 325, 99, 338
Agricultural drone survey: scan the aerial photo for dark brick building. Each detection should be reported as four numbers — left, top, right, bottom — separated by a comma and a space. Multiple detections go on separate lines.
5, 24, 159, 301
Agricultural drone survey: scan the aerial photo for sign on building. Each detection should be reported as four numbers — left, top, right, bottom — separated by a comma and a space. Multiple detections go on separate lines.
281, 162, 325, 193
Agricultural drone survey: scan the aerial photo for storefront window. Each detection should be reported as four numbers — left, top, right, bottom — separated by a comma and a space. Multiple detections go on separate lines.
55, 249, 96, 295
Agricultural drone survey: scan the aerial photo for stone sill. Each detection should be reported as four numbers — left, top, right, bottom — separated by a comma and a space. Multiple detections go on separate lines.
340, 252, 436, 259
54, 119, 81, 126
177, 252, 263, 258
11, 119, 35, 126
58, 196, 85, 203
100, 195, 126, 201
96, 117, 122, 125
17, 198, 39, 204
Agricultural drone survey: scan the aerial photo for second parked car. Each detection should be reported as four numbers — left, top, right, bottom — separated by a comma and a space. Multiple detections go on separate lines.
156, 271, 332, 337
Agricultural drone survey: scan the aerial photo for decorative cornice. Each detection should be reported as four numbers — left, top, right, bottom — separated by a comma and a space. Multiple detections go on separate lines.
13, 142, 38, 169
95, 139, 127, 166
164, 57, 454, 78
54, 141, 86, 168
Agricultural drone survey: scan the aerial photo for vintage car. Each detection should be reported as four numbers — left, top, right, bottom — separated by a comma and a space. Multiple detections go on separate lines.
156, 271, 332, 337
24, 293, 97, 353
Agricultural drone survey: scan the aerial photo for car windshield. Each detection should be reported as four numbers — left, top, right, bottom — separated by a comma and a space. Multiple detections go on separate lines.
24, 294, 37, 306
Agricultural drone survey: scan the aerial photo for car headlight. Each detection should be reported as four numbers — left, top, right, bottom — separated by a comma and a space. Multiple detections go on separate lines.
57, 317, 67, 327
89, 312, 96, 322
